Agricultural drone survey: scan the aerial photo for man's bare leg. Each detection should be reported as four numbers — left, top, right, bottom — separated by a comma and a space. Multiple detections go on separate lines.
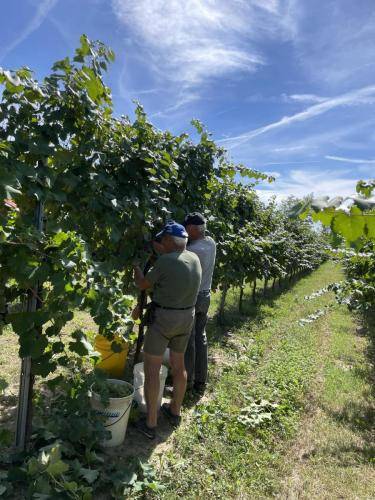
143, 353, 163, 428
169, 351, 187, 416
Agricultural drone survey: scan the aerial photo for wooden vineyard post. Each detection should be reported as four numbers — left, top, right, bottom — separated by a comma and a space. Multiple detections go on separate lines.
252, 279, 257, 304
263, 278, 268, 297
133, 254, 155, 367
238, 279, 244, 313
15, 200, 44, 451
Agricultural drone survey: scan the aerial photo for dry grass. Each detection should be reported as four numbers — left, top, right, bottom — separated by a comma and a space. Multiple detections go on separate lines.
0, 329, 19, 390
0, 329, 20, 432
0, 311, 98, 434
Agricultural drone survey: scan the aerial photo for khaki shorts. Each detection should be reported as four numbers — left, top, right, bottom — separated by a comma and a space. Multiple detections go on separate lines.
143, 307, 195, 357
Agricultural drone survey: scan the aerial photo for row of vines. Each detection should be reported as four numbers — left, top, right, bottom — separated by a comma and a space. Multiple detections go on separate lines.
0, 37, 327, 498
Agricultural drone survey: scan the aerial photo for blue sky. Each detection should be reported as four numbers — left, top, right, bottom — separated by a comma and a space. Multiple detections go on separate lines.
1, 0, 374, 200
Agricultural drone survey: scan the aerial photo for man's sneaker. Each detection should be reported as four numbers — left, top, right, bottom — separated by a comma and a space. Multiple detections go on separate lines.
134, 417, 156, 439
161, 403, 181, 428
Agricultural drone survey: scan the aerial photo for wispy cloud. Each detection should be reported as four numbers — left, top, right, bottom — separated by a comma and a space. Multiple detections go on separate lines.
272, 145, 307, 152
111, 0, 296, 87
284, 93, 327, 103
263, 160, 320, 166
0, 0, 58, 62
134, 88, 163, 96
264, 170, 282, 178
219, 85, 375, 149
325, 155, 375, 164
150, 91, 199, 118
257, 168, 358, 201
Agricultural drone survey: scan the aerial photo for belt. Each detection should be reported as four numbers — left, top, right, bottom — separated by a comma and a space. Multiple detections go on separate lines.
152, 302, 194, 311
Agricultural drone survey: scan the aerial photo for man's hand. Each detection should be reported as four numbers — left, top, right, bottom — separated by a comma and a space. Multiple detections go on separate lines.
134, 265, 151, 290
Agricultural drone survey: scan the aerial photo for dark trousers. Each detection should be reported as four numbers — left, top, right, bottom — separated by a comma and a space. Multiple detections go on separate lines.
184, 291, 210, 387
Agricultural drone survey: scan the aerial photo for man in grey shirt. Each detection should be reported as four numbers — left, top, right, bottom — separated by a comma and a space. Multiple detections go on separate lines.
184, 213, 216, 395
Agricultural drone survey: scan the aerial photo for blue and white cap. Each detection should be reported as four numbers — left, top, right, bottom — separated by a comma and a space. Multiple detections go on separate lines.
156, 221, 188, 239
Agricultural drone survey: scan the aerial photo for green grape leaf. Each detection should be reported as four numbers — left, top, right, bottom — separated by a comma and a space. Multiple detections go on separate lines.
332, 207, 365, 243
79, 467, 99, 484
46, 460, 70, 476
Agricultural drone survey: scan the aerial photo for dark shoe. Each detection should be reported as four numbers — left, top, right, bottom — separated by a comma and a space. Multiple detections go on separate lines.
134, 417, 156, 440
161, 403, 181, 428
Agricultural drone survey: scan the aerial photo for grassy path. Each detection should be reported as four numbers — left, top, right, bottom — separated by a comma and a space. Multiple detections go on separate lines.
1, 262, 373, 498
154, 262, 374, 499
279, 301, 375, 498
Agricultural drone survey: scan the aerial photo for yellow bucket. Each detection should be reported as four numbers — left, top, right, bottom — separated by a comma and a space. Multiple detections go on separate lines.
94, 335, 129, 378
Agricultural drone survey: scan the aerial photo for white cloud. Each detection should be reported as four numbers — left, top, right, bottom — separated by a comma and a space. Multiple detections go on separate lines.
134, 88, 163, 96
0, 0, 58, 62
256, 189, 289, 203
150, 91, 199, 118
272, 145, 307, 152
219, 85, 375, 149
263, 160, 319, 166
257, 168, 358, 201
265, 171, 281, 178
286, 93, 327, 103
262, 121, 375, 159
325, 155, 375, 165
112, 0, 296, 87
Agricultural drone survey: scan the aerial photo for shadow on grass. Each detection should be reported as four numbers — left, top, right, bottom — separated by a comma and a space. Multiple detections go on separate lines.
325, 309, 375, 466
107, 407, 175, 463
0, 393, 18, 427
303, 442, 375, 466
120, 272, 313, 461
330, 400, 375, 434
362, 310, 375, 397
121, 350, 176, 462
207, 274, 307, 345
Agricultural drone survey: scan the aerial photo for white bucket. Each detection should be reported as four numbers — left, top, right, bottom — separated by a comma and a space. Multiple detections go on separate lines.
162, 348, 170, 367
90, 379, 134, 447
133, 362, 168, 413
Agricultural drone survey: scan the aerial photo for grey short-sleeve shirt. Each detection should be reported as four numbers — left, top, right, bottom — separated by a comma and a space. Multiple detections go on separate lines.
187, 236, 216, 291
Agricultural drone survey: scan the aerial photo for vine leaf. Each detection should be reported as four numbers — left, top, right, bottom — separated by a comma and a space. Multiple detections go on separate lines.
69, 330, 99, 358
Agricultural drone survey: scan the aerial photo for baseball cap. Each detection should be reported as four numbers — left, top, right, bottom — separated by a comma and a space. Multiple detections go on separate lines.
156, 221, 188, 240
183, 212, 206, 226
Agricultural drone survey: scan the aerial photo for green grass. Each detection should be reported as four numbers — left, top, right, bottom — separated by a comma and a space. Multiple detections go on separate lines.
157, 261, 374, 498
279, 306, 375, 499
1, 262, 374, 499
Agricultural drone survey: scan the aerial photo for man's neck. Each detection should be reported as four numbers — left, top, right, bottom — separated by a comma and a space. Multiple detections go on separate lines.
191, 235, 205, 241
165, 247, 185, 254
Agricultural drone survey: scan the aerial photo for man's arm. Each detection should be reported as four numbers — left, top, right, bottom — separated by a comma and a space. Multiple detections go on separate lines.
134, 265, 152, 290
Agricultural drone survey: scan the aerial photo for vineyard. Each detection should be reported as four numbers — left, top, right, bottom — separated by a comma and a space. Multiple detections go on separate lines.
0, 37, 374, 499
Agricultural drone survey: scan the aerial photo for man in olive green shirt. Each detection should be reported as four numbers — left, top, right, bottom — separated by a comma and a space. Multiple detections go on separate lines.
134, 222, 202, 439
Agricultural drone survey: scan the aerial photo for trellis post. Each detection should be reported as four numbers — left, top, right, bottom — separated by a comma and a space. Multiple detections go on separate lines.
15, 200, 44, 451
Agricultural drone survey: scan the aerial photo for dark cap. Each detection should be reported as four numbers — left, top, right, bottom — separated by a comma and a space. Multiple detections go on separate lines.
184, 212, 206, 226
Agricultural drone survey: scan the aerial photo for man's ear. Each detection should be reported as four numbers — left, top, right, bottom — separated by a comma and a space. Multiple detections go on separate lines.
153, 241, 165, 254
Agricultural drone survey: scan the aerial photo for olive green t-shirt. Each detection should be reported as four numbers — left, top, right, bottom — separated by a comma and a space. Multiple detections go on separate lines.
146, 250, 202, 308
